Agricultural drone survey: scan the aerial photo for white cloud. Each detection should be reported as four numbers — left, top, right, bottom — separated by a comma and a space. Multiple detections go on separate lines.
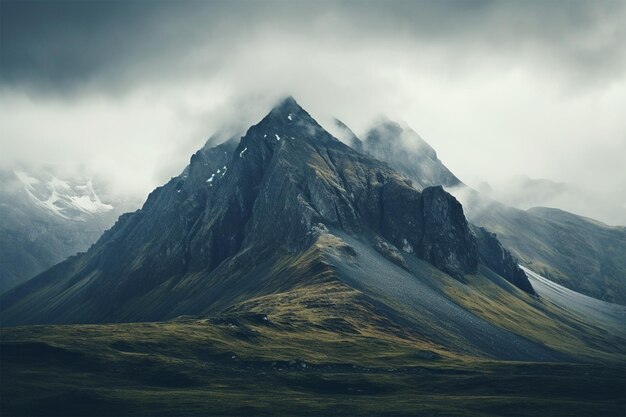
1, 1, 624, 223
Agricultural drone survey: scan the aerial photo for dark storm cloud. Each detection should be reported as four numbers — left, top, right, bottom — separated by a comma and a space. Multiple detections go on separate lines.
2, 0, 625, 93
1, 0, 185, 91
1, 1, 625, 224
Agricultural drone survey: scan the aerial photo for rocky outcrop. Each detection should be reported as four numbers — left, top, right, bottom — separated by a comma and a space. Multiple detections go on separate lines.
472, 225, 535, 294
419, 186, 479, 280
371, 179, 478, 279
374, 237, 407, 268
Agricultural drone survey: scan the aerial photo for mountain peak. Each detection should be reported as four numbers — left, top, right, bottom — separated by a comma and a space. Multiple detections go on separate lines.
268, 96, 305, 118
274, 95, 299, 109
1, 97, 538, 328
358, 118, 461, 189
252, 96, 319, 133
246, 96, 337, 148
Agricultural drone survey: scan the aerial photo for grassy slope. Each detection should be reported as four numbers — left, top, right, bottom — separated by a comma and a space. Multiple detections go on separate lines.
2, 285, 624, 417
2, 236, 624, 416
443, 266, 625, 362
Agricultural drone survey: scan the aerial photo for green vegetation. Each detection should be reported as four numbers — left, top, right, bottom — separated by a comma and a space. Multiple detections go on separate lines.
443, 266, 625, 362
2, 282, 624, 416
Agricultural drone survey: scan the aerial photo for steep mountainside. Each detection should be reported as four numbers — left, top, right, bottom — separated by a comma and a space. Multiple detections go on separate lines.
0, 169, 133, 294
350, 119, 626, 305
453, 189, 626, 305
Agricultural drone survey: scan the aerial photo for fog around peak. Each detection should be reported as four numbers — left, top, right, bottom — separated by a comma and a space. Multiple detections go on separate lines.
1, 0, 624, 223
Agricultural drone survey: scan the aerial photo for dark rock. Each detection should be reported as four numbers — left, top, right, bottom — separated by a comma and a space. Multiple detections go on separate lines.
472, 225, 535, 294
419, 186, 479, 280
374, 237, 407, 268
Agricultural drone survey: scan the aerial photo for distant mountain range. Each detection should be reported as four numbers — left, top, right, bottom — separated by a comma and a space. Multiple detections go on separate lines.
0, 168, 136, 294
476, 175, 626, 227
453, 189, 626, 305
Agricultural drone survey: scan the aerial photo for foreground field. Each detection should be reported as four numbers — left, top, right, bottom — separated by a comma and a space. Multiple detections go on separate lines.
2, 309, 624, 417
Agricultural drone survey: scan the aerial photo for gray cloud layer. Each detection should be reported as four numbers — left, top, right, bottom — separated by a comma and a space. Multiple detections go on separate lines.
3, 1, 625, 90
1, 0, 625, 222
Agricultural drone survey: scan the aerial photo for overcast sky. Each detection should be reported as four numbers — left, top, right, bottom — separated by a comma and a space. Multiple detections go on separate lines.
1, 0, 625, 220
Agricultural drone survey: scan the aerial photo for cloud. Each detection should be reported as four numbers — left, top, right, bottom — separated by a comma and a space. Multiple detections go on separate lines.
472, 175, 626, 226
3, 1, 625, 93
1, 0, 625, 221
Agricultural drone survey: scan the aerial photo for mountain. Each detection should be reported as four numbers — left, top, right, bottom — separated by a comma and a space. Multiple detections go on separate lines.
2, 97, 624, 417
346, 118, 461, 189
477, 175, 626, 226
3, 97, 622, 357
451, 187, 626, 305
1, 98, 531, 329
0, 168, 135, 294
352, 119, 626, 305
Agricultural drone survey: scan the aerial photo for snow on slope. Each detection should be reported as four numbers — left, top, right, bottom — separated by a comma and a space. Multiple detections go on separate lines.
522, 266, 625, 330
13, 170, 113, 221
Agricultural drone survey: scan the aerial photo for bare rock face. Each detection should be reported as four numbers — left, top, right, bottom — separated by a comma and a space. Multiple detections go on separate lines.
472, 225, 535, 294
374, 237, 407, 268
368, 180, 478, 280
419, 186, 479, 280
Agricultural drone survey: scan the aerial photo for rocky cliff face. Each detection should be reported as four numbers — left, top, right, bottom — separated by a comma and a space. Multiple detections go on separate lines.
1, 97, 519, 325
471, 225, 534, 294
419, 186, 478, 280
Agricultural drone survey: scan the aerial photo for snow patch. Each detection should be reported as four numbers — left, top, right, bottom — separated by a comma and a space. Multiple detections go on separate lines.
288, 113, 293, 121
15, 171, 113, 220
69, 184, 113, 213
48, 177, 71, 191
402, 238, 414, 254
239, 147, 248, 158
275, 134, 281, 141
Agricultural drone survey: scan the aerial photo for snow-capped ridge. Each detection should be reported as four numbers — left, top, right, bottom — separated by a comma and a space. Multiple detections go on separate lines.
13, 170, 113, 221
